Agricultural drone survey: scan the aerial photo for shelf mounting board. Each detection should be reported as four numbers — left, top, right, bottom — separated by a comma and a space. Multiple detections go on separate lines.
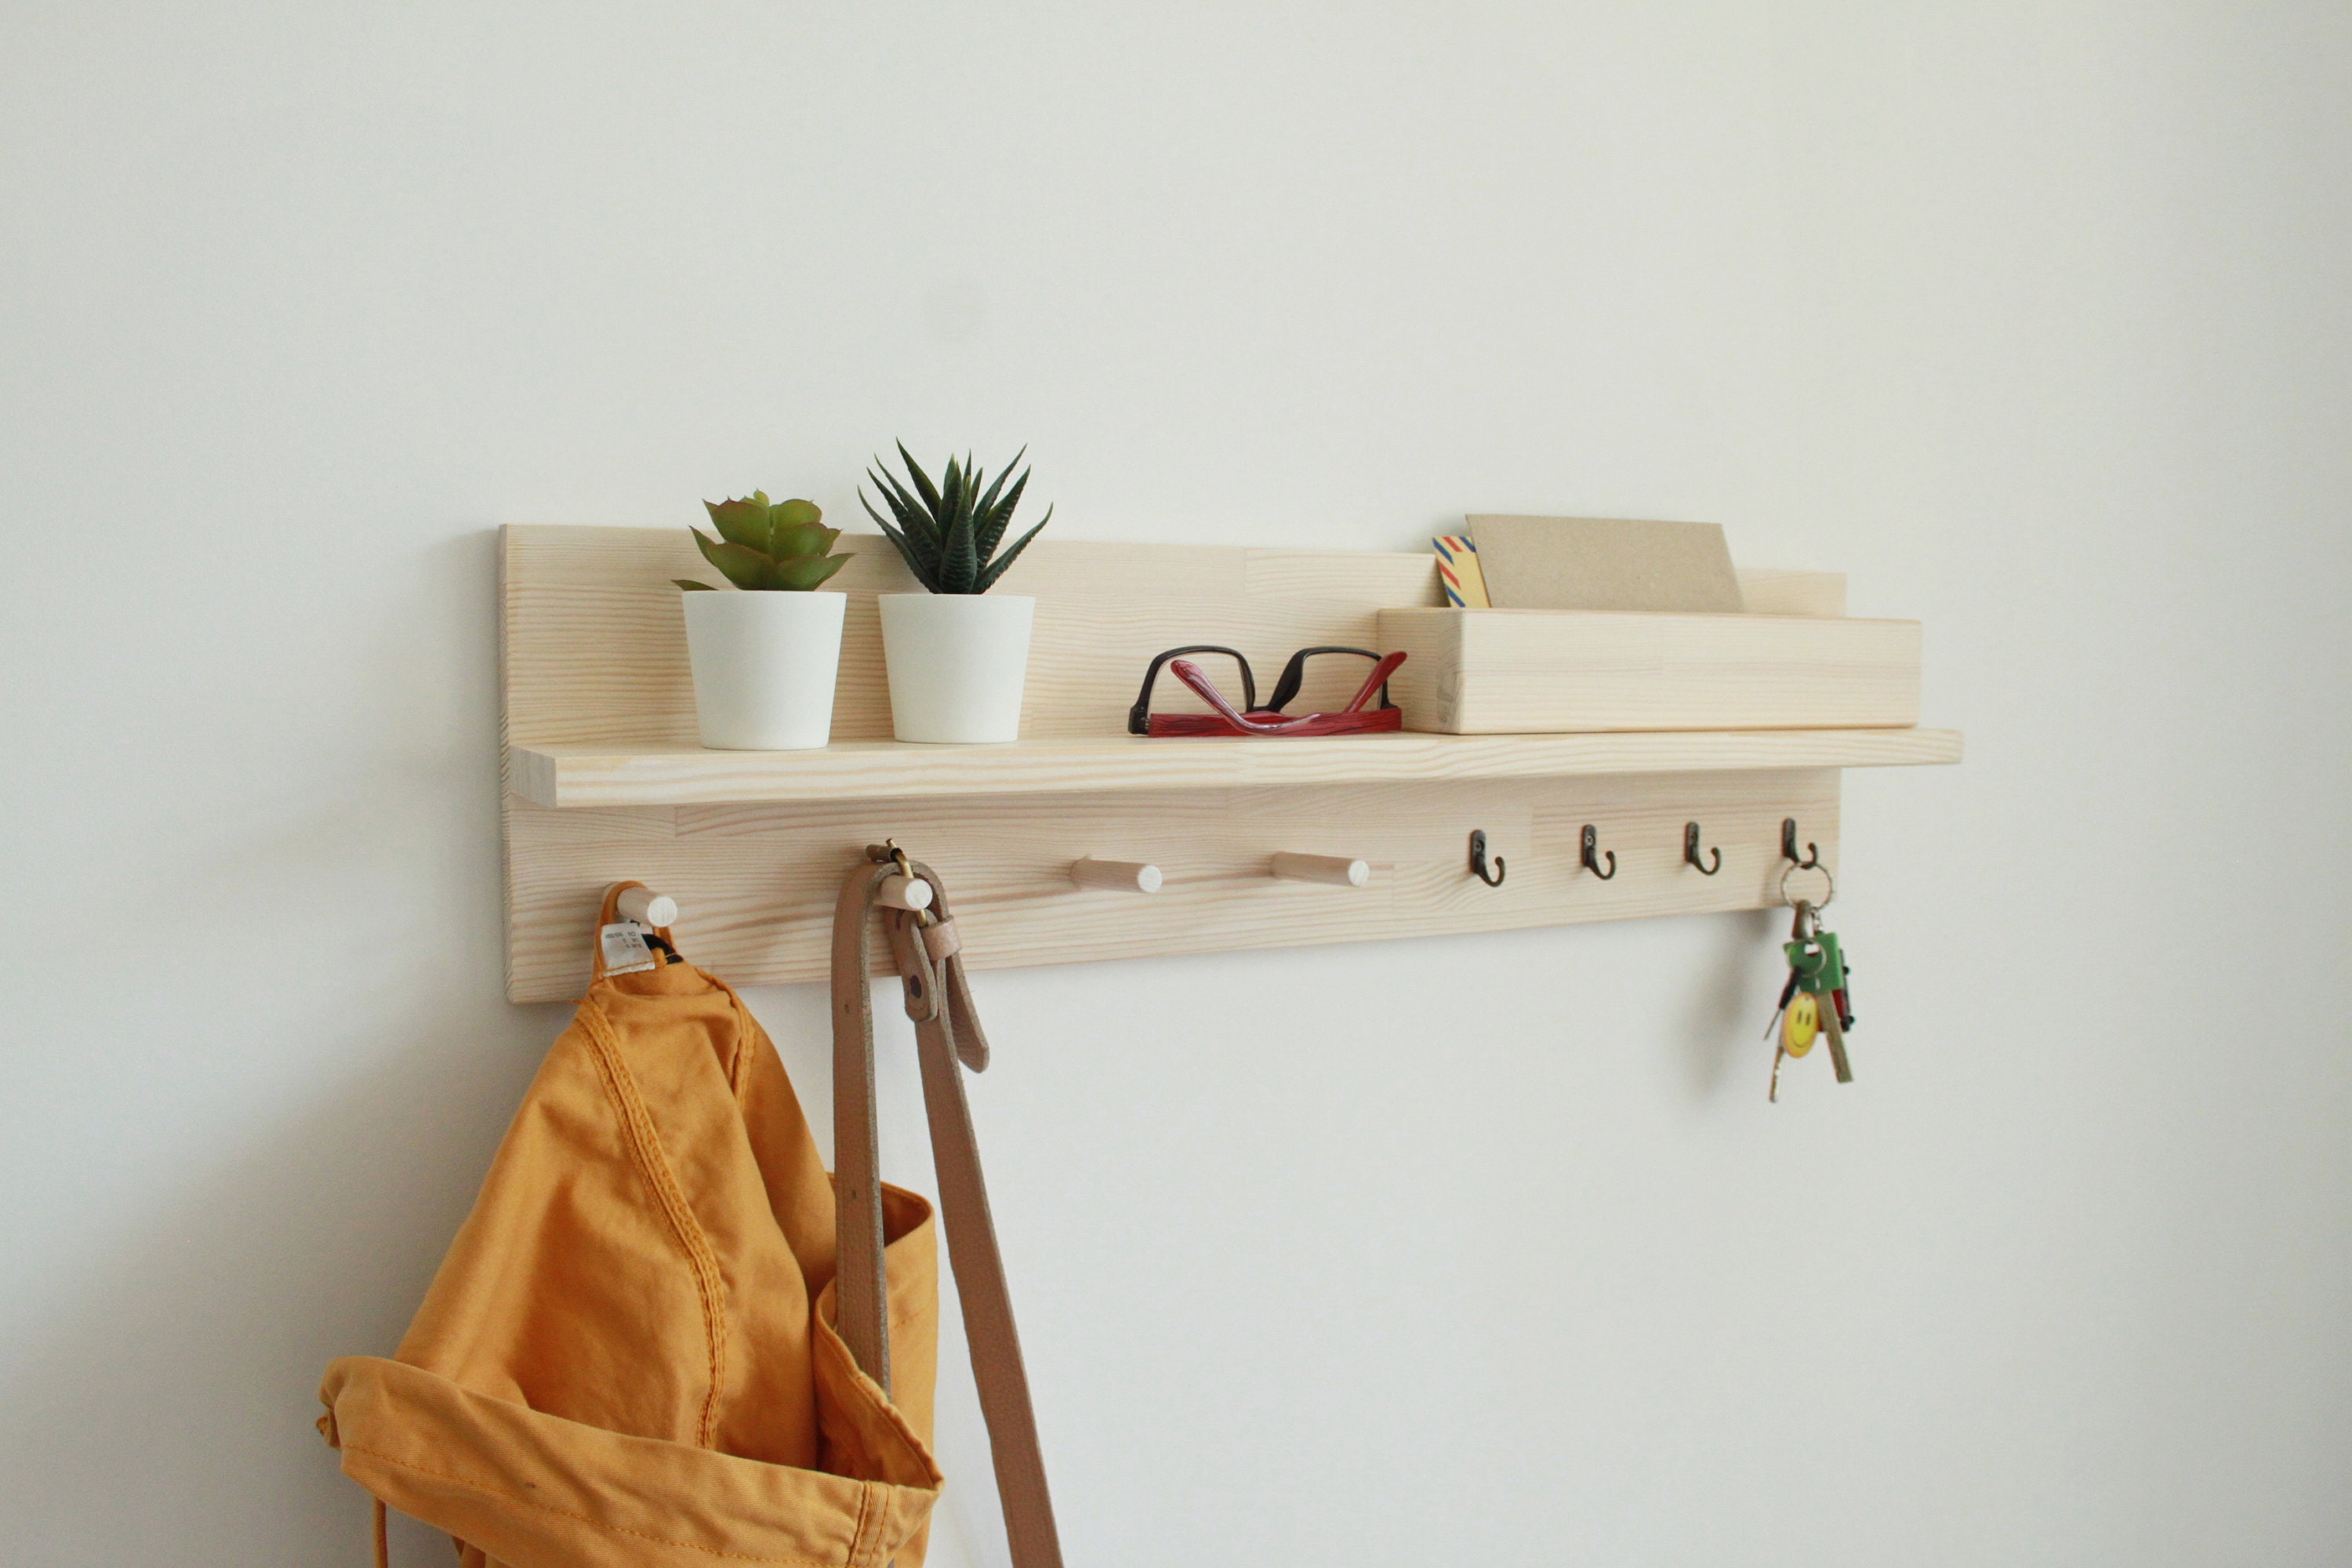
499, 525, 1958, 1001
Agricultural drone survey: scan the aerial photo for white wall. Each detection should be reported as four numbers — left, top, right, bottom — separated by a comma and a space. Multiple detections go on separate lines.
5, 5, 2349, 1564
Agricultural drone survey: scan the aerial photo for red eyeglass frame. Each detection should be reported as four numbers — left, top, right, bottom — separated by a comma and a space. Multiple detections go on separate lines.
1147, 651, 1408, 737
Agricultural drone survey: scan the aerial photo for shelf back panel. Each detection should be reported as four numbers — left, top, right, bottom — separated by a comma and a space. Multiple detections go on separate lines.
501, 525, 1846, 747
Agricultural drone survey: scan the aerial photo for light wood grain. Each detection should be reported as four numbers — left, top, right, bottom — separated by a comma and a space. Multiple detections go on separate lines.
613, 886, 677, 927
510, 728, 1962, 808
1271, 852, 1371, 887
501, 525, 1855, 746
499, 524, 1949, 997
1377, 607, 1922, 734
1069, 857, 1163, 894
505, 769, 1843, 1000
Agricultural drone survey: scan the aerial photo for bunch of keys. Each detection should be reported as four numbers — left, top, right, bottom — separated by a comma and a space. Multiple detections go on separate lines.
1766, 879, 1857, 1102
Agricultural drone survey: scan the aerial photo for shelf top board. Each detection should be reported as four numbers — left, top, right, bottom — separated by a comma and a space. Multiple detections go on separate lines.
512, 727, 1963, 808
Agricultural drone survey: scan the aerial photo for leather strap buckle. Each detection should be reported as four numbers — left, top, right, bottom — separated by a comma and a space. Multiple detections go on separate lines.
887, 911, 946, 1023
922, 917, 961, 960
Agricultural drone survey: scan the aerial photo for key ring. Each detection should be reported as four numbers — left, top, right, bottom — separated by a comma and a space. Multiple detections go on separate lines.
1779, 858, 1835, 913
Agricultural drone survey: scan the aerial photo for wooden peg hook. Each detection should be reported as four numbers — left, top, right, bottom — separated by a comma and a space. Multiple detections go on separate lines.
1070, 857, 1163, 894
1271, 852, 1370, 888
615, 886, 679, 927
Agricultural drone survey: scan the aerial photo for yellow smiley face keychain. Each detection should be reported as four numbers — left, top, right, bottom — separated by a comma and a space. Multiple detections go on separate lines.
1780, 991, 1820, 1057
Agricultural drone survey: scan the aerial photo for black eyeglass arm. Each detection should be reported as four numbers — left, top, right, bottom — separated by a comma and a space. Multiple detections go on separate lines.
1130, 645, 1255, 733
1265, 646, 1398, 714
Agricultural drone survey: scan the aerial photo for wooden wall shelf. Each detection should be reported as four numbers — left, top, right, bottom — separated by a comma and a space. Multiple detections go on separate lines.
499, 525, 1961, 1001
513, 728, 1962, 810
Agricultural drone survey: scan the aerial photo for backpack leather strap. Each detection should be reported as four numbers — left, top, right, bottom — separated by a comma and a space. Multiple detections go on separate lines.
833, 852, 1065, 1568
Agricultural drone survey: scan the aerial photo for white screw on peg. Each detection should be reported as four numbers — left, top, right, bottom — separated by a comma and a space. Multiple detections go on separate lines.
615, 886, 680, 927
1270, 852, 1371, 888
877, 874, 935, 913
1069, 857, 1163, 894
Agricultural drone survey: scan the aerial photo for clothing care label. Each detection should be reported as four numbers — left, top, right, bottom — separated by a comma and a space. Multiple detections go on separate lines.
600, 921, 658, 975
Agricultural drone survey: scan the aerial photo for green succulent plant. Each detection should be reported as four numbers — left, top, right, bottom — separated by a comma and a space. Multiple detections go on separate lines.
860, 443, 1052, 594
674, 492, 850, 591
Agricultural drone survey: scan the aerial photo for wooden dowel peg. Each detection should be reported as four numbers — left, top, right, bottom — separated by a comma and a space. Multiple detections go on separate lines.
877, 874, 935, 912
615, 886, 679, 927
1070, 857, 1163, 894
1271, 852, 1370, 888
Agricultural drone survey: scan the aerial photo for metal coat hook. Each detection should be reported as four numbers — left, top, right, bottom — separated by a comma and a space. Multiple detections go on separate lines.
1781, 818, 1822, 869
1468, 830, 1506, 887
1580, 824, 1617, 880
1683, 822, 1722, 876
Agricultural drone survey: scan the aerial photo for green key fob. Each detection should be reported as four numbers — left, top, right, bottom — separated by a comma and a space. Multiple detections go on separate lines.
1783, 931, 1846, 996
1815, 931, 1846, 999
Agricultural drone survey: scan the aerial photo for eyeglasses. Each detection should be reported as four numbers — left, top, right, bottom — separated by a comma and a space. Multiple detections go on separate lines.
1128, 644, 1407, 737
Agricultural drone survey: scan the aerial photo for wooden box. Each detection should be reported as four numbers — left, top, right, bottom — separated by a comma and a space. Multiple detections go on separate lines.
1374, 608, 1922, 735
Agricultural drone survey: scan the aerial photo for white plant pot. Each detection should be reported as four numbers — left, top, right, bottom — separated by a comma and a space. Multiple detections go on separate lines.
878, 593, 1036, 743
681, 590, 847, 750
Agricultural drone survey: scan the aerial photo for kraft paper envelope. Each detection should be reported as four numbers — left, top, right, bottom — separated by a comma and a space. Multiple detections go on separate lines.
1465, 515, 1745, 613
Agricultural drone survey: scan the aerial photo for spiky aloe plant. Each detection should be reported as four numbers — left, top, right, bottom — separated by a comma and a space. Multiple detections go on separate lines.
674, 492, 851, 591
860, 443, 1052, 593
